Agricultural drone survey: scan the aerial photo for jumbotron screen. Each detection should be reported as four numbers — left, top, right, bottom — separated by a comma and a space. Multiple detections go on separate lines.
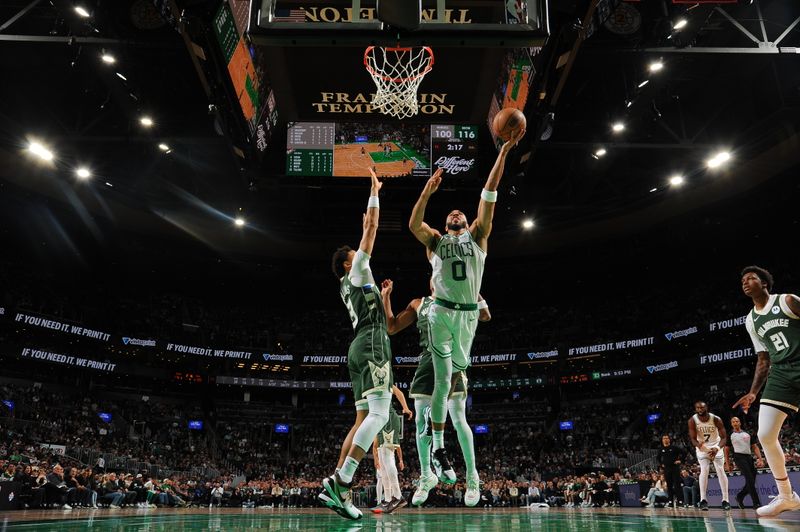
286, 122, 479, 178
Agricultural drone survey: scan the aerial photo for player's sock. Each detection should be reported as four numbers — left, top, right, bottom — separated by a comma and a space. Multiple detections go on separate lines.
699, 461, 710, 501
448, 397, 478, 479
759, 405, 792, 497
713, 461, 729, 501
432, 430, 445, 451
415, 399, 433, 474
339, 457, 359, 485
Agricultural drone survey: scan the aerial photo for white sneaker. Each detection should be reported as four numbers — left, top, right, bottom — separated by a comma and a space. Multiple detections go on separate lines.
412, 473, 439, 506
110, 504, 121, 509
465, 477, 480, 507
62, 504, 72, 510
757, 492, 800, 517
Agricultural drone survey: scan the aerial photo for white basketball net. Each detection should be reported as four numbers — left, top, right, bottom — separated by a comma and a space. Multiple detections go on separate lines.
364, 46, 434, 119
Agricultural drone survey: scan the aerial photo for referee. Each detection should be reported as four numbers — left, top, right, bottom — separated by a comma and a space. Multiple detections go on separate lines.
658, 434, 686, 508
726, 417, 764, 509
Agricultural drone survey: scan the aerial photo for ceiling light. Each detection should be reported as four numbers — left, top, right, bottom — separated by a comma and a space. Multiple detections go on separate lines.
140, 116, 154, 127
707, 151, 731, 168
648, 61, 664, 73
522, 219, 534, 230
612, 122, 625, 133
75, 168, 91, 179
638, 80, 649, 89
158, 143, 170, 151
105, 182, 113, 187
28, 141, 54, 161
594, 148, 607, 157
669, 175, 684, 187
234, 217, 246, 227
116, 72, 127, 81
649, 187, 658, 193
74, 6, 90, 18
101, 54, 116, 64
626, 100, 633, 108
674, 19, 688, 30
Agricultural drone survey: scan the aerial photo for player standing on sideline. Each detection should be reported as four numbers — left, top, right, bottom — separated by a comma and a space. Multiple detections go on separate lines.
371, 406, 406, 514
320, 168, 392, 521
726, 416, 764, 509
380, 279, 490, 507
733, 266, 800, 516
688, 401, 731, 511
408, 128, 523, 501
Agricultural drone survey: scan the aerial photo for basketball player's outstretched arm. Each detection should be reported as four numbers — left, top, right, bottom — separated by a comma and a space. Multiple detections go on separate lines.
733, 351, 770, 413
471, 128, 526, 250
409, 168, 444, 252
359, 168, 382, 256
380, 279, 420, 335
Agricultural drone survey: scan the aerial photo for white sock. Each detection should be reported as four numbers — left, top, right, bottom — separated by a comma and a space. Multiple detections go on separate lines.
339, 456, 359, 485
432, 429, 445, 451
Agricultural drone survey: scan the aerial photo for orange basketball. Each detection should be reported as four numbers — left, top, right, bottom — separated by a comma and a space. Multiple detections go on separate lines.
492, 108, 526, 141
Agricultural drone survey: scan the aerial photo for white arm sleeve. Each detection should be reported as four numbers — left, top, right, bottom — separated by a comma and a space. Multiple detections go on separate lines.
348, 249, 375, 287
745, 313, 768, 352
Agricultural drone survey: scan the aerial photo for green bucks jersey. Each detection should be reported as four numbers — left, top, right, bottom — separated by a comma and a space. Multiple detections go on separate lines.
430, 231, 486, 305
340, 274, 386, 334
416, 296, 434, 352
377, 409, 402, 448
746, 294, 800, 365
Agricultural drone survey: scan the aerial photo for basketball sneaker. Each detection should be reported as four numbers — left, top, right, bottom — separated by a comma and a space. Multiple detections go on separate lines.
319, 474, 362, 520
412, 473, 439, 506
721, 500, 731, 511
386, 497, 408, 513
432, 448, 457, 484
465, 476, 481, 507
699, 500, 709, 511
756, 492, 800, 517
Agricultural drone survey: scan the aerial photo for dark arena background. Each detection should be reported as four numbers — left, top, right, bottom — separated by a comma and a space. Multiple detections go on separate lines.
1, 0, 800, 530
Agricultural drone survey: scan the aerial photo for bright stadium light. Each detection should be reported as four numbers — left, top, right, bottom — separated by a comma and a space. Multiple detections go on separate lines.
140, 116, 154, 127
158, 143, 170, 151
28, 141, 54, 161
74, 6, 90, 18
638, 80, 649, 88
116, 72, 128, 81
707, 151, 731, 169
75, 167, 91, 179
234, 217, 246, 227
101, 54, 116, 64
648, 61, 664, 73
522, 219, 534, 230
649, 187, 658, 193
674, 19, 688, 30
595, 148, 607, 157
612, 122, 625, 133
669, 175, 685, 187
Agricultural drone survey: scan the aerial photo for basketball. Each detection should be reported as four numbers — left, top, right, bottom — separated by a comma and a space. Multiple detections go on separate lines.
492, 108, 526, 141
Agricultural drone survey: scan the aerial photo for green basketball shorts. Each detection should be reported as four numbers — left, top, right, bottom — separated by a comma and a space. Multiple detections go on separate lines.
348, 325, 393, 409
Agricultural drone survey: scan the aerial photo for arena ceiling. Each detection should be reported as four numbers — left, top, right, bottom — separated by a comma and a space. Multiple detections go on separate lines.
0, 0, 799, 263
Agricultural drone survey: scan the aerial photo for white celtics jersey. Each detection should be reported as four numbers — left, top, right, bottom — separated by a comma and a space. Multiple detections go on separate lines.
430, 231, 486, 305
693, 414, 721, 448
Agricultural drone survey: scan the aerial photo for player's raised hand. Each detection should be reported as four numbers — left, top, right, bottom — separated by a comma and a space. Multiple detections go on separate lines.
501, 127, 526, 154
381, 279, 393, 298
423, 168, 443, 197
732, 392, 757, 414
368, 167, 382, 194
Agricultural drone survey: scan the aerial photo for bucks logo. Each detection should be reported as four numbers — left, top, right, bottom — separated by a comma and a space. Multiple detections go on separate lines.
368, 360, 390, 387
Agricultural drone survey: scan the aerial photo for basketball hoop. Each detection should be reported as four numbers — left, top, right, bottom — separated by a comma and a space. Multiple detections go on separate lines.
364, 46, 434, 119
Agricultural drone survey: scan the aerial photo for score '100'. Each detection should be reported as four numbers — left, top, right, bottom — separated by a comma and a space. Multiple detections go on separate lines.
433, 130, 477, 139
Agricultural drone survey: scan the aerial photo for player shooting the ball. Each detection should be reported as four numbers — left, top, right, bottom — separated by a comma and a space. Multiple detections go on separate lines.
407, 126, 525, 502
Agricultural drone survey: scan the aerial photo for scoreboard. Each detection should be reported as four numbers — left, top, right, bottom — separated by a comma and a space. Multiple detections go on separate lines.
431, 125, 479, 179
286, 122, 335, 176
286, 122, 479, 178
